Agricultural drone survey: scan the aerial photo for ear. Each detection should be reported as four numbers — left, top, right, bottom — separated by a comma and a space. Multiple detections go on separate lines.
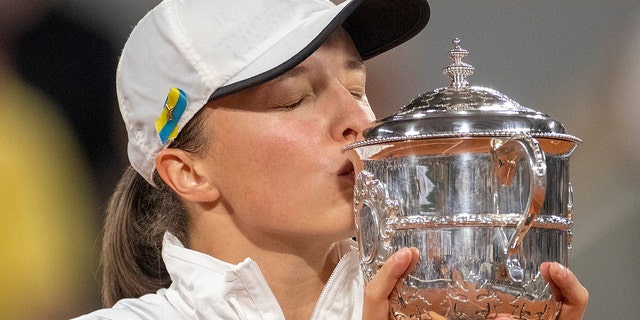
155, 148, 220, 203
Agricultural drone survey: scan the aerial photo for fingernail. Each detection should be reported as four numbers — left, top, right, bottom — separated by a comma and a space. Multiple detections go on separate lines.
394, 247, 410, 261
555, 262, 568, 276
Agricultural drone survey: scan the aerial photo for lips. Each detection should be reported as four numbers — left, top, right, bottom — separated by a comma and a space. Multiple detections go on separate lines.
338, 161, 355, 180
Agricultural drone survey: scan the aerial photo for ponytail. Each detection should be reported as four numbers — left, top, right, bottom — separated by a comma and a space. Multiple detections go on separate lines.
100, 113, 208, 307
101, 168, 187, 306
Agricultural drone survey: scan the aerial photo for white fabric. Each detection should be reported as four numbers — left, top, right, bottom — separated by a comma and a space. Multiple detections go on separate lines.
73, 233, 364, 319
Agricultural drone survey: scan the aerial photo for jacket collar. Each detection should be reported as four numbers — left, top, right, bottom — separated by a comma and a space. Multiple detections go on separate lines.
160, 232, 363, 319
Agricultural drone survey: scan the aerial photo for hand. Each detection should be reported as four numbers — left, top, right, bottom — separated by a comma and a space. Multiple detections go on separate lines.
540, 262, 589, 320
363, 253, 588, 320
362, 247, 419, 320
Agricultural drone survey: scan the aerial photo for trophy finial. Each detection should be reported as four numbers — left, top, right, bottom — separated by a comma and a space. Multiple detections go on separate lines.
443, 38, 474, 88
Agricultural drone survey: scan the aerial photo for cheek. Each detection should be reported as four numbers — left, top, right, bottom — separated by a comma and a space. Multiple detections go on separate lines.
219, 130, 324, 226
259, 136, 325, 199
212, 119, 322, 197
244, 123, 319, 167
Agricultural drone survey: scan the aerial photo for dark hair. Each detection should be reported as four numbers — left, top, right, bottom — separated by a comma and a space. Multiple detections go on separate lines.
101, 113, 209, 307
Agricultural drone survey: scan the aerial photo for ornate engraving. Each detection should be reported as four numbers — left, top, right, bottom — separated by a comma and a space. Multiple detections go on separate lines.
354, 170, 400, 281
390, 268, 561, 319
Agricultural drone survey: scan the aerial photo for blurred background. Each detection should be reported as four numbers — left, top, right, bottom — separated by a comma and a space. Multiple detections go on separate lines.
0, 0, 637, 319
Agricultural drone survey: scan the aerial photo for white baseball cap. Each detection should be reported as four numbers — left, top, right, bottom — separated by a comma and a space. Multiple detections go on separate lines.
117, 0, 430, 185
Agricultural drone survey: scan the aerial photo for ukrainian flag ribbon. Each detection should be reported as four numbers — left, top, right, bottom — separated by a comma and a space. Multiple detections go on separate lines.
155, 88, 188, 144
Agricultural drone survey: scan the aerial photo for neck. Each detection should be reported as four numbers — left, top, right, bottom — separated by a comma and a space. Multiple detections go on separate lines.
188, 207, 348, 319
259, 241, 342, 320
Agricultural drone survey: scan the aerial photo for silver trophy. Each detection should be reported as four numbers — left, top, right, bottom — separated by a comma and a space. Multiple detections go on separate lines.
344, 39, 581, 319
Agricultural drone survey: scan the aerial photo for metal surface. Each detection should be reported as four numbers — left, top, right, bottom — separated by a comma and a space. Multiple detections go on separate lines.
352, 38, 581, 149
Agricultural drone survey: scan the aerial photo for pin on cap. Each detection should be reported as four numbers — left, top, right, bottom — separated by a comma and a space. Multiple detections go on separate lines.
155, 88, 188, 144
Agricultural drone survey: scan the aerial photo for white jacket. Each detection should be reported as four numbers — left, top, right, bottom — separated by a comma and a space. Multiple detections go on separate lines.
73, 233, 364, 319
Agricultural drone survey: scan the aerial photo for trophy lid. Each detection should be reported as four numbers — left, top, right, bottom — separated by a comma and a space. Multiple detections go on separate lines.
348, 38, 581, 150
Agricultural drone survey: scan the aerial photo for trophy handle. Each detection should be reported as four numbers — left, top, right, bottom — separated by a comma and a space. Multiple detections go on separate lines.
491, 134, 547, 282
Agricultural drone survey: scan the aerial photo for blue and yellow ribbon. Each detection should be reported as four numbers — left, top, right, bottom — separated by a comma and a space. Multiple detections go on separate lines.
155, 88, 188, 144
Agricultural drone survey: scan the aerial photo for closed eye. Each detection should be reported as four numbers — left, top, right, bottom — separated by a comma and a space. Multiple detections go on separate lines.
350, 89, 365, 100
280, 97, 305, 110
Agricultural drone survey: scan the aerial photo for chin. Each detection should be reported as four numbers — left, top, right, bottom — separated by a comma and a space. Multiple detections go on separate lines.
333, 219, 357, 240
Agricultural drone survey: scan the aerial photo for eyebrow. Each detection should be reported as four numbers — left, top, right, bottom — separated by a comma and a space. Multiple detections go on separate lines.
271, 58, 366, 85
275, 65, 310, 83
345, 59, 366, 72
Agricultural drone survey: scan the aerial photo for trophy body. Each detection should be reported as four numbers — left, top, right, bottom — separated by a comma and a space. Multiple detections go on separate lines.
344, 39, 580, 320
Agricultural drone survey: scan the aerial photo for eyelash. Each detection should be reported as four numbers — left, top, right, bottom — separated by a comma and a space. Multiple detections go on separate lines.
282, 98, 304, 110
281, 91, 364, 110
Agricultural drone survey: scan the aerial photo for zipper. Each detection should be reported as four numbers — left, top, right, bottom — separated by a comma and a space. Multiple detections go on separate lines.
310, 244, 357, 319
348, 279, 357, 318
228, 295, 249, 320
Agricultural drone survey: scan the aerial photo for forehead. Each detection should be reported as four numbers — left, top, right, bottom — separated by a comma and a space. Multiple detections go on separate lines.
274, 28, 362, 78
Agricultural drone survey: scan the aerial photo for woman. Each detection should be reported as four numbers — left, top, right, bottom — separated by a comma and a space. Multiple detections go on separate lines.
75, 0, 588, 319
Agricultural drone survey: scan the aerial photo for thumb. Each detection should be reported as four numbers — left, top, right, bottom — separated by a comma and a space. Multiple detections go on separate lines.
363, 247, 419, 319
541, 262, 589, 320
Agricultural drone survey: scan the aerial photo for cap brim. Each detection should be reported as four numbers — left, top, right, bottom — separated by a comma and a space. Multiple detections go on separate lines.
209, 0, 429, 101
346, 0, 431, 60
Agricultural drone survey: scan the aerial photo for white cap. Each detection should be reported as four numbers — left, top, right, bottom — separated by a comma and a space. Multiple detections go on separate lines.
117, 0, 430, 185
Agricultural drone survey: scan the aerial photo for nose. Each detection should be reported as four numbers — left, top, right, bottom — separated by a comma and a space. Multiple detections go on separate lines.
329, 84, 375, 143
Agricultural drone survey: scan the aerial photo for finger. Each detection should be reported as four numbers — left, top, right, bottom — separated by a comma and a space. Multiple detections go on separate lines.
551, 263, 589, 320
541, 262, 589, 320
400, 247, 420, 279
540, 262, 562, 301
366, 247, 414, 300
363, 248, 418, 319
